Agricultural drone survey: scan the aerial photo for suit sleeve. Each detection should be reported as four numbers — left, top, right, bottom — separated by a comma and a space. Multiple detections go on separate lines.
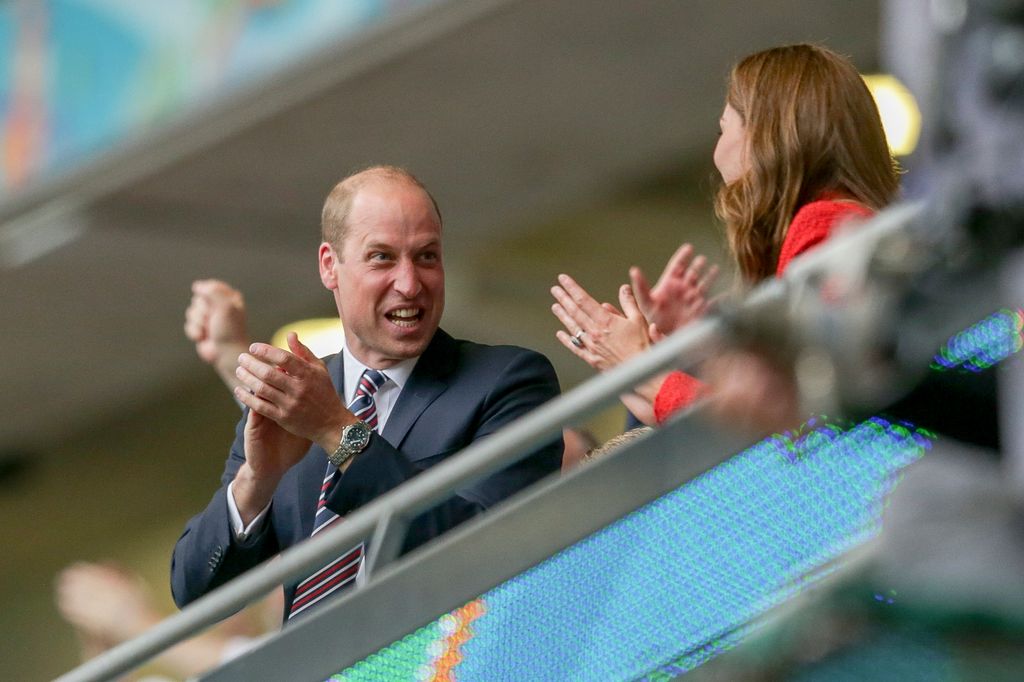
170, 410, 280, 609
327, 348, 563, 553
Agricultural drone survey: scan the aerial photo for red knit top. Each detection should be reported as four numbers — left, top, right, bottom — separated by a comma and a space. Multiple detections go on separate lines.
652, 197, 873, 424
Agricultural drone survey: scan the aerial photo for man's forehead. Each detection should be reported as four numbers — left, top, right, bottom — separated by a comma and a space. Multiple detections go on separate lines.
345, 207, 441, 236
350, 180, 436, 219
360, 233, 442, 250
344, 190, 441, 247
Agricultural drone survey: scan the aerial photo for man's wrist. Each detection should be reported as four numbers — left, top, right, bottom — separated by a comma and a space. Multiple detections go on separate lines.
328, 420, 374, 472
232, 463, 281, 525
214, 342, 249, 375
315, 410, 359, 454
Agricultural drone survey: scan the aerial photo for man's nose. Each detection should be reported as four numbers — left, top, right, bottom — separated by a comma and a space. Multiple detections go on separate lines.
392, 260, 423, 298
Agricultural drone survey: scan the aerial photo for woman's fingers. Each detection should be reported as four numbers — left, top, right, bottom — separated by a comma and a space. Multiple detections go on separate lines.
618, 284, 643, 320
555, 329, 603, 368
556, 274, 606, 319
660, 243, 695, 282
699, 264, 720, 293
686, 254, 707, 286
629, 266, 654, 312
550, 298, 589, 336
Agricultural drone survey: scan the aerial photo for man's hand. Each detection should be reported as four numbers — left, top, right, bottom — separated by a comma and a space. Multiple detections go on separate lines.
56, 563, 161, 648
630, 243, 719, 338
184, 280, 250, 391
231, 407, 313, 524
234, 333, 355, 453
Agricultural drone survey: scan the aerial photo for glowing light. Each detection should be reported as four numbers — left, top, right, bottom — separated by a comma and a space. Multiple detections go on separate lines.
863, 74, 921, 157
270, 318, 344, 358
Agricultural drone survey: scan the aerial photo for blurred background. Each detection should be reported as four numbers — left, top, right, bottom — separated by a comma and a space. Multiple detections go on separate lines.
0, 1, 895, 679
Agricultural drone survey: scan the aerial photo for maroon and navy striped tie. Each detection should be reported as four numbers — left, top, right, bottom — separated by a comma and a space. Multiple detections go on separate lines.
288, 368, 386, 619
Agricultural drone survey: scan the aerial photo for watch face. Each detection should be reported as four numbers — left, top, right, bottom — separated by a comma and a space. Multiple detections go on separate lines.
344, 422, 370, 448
330, 422, 371, 467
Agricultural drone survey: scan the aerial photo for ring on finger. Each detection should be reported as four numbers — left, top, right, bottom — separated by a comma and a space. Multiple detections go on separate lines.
571, 330, 586, 348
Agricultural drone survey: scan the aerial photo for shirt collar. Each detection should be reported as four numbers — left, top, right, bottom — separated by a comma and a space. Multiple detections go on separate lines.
341, 345, 419, 398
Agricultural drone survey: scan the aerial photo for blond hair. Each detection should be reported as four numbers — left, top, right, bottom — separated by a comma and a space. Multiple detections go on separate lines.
585, 427, 654, 462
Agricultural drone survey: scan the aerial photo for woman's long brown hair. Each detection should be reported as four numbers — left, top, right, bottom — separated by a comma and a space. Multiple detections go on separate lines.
715, 44, 900, 283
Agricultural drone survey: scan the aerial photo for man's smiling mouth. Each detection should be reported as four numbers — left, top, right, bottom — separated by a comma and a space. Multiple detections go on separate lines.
386, 308, 423, 327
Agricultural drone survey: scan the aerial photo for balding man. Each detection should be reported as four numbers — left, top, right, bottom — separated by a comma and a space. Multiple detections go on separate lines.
171, 166, 562, 620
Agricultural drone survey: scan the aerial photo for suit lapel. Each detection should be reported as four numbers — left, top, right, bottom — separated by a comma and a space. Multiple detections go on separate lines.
381, 329, 456, 449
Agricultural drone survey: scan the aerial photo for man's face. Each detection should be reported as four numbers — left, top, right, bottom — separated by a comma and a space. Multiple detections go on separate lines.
319, 180, 444, 368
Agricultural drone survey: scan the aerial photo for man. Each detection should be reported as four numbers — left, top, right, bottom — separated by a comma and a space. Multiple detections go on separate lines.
171, 166, 562, 620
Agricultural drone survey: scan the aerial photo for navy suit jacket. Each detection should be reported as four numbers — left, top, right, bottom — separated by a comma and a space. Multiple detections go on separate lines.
171, 329, 562, 616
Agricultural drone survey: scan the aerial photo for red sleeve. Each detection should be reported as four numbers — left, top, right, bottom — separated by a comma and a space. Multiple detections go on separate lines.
776, 200, 873, 276
653, 371, 706, 424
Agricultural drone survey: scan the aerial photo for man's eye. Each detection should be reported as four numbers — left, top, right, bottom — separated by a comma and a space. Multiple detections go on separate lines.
419, 252, 439, 262
370, 252, 391, 261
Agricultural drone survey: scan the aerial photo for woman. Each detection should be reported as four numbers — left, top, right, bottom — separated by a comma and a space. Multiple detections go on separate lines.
551, 43, 900, 427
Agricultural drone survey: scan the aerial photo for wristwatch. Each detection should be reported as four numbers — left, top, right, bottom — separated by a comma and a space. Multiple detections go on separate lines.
328, 420, 372, 468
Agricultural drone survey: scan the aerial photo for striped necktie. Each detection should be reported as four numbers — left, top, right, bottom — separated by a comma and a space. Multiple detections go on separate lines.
288, 368, 386, 619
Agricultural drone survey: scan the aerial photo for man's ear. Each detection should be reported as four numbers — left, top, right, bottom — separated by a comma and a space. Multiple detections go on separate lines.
319, 242, 339, 290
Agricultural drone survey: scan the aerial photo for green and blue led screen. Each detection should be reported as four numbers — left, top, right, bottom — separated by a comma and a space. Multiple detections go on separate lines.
331, 310, 1020, 681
